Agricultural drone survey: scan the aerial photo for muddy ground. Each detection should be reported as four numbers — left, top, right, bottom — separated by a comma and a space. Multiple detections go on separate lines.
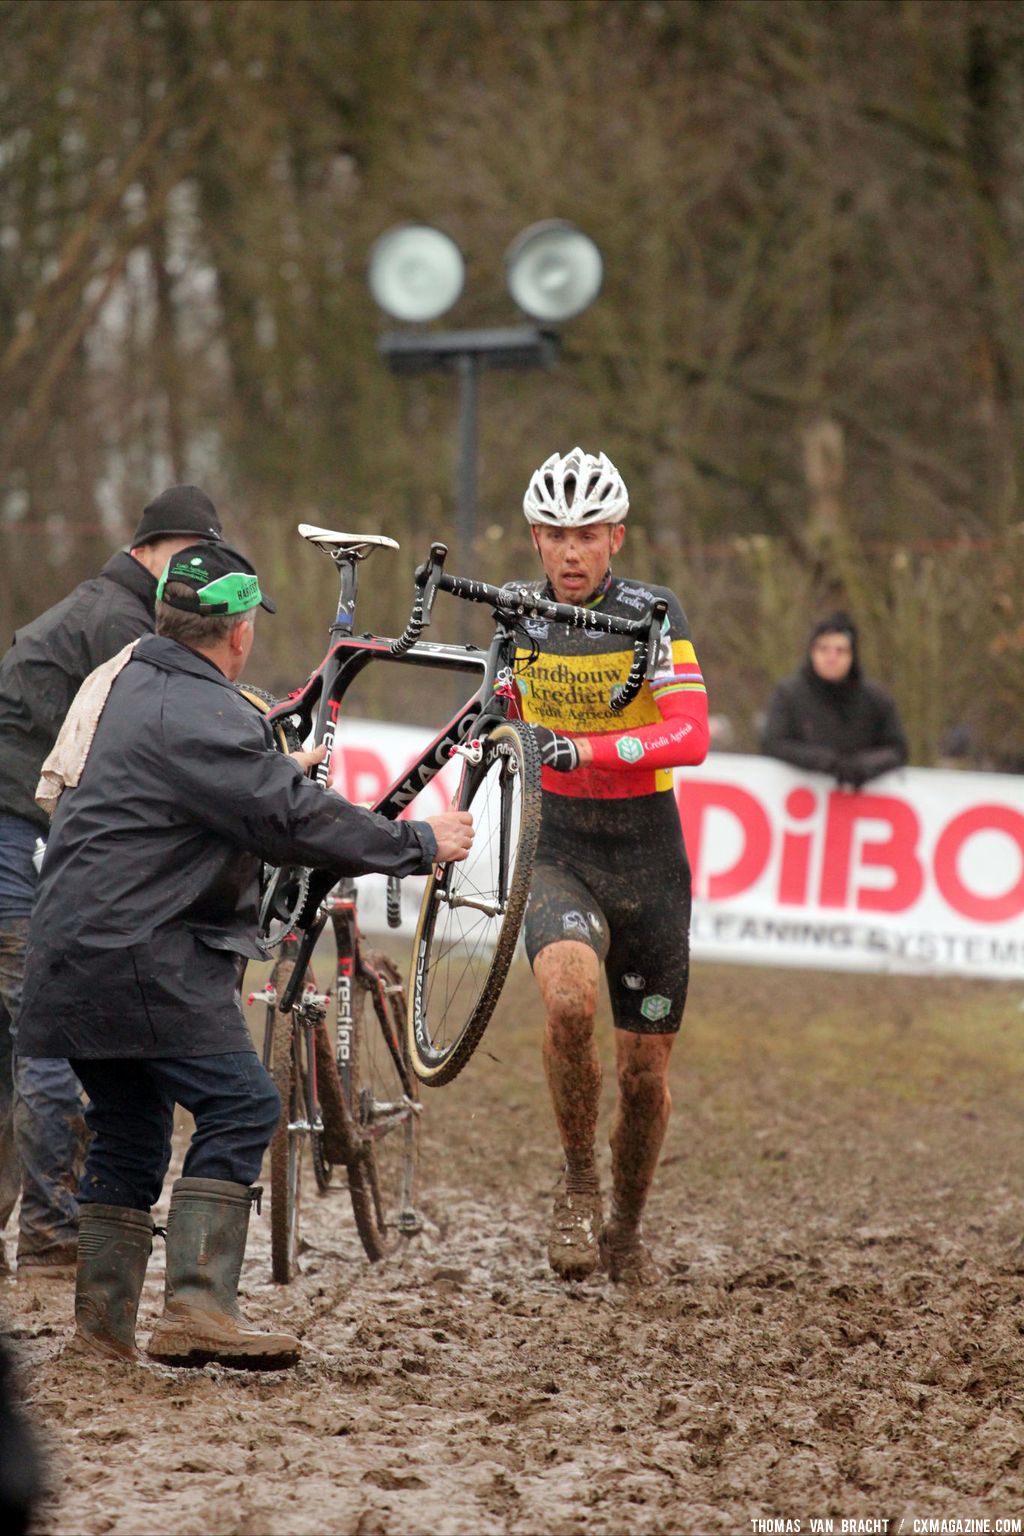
4, 959, 1024, 1536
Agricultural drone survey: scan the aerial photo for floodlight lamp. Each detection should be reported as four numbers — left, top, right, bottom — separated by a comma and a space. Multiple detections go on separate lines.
505, 220, 603, 323
367, 224, 465, 323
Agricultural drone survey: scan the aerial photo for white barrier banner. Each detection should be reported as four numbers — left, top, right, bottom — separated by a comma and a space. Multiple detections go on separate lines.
330, 721, 1024, 980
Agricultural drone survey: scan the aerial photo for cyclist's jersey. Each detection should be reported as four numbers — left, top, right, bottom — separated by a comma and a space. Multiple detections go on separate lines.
509, 570, 708, 1033
508, 572, 707, 803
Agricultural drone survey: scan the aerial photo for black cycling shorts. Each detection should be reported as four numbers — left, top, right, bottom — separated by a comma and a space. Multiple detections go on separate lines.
523, 791, 691, 1035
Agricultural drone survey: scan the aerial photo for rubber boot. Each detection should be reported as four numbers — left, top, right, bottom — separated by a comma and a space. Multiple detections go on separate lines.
146, 1177, 300, 1369
67, 1204, 153, 1362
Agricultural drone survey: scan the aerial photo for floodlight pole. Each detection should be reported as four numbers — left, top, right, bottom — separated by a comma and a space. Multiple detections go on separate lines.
378, 327, 560, 637
455, 351, 479, 561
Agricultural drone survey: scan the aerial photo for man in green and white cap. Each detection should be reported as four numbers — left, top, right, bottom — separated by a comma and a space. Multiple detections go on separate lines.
16, 541, 473, 1369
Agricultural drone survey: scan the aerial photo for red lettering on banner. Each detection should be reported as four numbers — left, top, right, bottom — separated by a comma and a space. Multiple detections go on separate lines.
678, 782, 771, 899
933, 804, 1024, 922
335, 747, 389, 806
819, 792, 924, 912
778, 787, 817, 905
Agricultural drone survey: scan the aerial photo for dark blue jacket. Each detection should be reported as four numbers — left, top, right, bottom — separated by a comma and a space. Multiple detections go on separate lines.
17, 635, 435, 1059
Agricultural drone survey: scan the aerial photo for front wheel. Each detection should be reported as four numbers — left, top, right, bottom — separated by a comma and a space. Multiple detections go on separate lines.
408, 719, 541, 1086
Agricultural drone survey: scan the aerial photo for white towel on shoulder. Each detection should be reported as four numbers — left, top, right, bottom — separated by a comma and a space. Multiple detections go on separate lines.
35, 640, 140, 818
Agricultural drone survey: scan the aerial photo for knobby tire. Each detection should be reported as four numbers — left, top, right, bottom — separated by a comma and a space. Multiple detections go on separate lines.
408, 718, 542, 1086
268, 958, 301, 1284
314, 949, 419, 1261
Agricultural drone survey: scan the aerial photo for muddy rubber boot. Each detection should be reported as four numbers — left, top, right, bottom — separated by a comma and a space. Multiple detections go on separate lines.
67, 1204, 154, 1362
146, 1178, 300, 1370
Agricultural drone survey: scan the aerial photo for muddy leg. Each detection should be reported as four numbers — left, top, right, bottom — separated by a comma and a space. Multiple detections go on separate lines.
602, 1031, 674, 1282
533, 941, 603, 1278
535, 941, 602, 1189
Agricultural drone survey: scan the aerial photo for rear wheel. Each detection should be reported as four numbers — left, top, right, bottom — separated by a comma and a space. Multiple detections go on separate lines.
347, 951, 420, 1261
408, 719, 541, 1086
313, 939, 420, 1262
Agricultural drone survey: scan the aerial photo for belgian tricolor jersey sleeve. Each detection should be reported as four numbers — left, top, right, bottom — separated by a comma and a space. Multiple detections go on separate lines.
512, 575, 709, 800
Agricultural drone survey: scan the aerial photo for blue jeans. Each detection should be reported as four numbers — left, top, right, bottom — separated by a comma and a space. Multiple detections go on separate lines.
0, 916, 87, 1256
70, 1052, 280, 1211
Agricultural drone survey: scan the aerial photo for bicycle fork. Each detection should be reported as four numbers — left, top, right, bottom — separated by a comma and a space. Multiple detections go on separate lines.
435, 733, 519, 918
252, 979, 329, 1139
289, 993, 329, 1137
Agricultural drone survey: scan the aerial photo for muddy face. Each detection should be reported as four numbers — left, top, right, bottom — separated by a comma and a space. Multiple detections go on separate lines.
530, 523, 625, 605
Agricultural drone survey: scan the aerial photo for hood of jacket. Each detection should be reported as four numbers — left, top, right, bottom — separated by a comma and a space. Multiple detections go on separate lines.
801, 608, 862, 694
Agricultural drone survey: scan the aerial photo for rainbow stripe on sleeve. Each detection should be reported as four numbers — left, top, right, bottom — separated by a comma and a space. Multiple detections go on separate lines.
650, 639, 706, 701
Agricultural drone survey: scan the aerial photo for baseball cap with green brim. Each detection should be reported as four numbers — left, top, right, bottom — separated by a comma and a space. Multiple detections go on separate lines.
156, 542, 277, 616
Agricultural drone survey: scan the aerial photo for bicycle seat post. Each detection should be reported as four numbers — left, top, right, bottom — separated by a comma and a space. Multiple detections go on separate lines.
330, 552, 360, 636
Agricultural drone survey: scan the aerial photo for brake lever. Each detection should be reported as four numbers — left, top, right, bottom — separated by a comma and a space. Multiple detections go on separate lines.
417, 543, 448, 629
392, 543, 448, 656
609, 599, 668, 713
644, 598, 669, 680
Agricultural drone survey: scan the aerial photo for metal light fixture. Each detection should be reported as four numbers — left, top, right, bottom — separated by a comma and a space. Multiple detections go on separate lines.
367, 224, 465, 323
369, 222, 603, 629
504, 220, 603, 323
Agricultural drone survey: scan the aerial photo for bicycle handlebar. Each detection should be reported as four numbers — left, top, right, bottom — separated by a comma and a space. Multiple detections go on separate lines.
390, 543, 667, 713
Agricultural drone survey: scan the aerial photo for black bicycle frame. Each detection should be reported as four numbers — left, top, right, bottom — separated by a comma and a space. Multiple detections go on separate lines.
324, 880, 415, 1103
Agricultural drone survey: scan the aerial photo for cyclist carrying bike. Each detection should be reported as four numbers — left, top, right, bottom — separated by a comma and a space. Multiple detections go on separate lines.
509, 448, 709, 1284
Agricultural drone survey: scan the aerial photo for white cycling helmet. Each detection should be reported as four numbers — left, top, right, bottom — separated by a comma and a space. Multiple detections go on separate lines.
523, 447, 629, 526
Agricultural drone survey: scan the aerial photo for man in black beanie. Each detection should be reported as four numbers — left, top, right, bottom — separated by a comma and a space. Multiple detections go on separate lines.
761, 610, 908, 789
0, 486, 223, 1279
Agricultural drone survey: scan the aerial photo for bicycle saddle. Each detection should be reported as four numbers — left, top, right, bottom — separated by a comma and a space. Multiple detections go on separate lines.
298, 524, 400, 559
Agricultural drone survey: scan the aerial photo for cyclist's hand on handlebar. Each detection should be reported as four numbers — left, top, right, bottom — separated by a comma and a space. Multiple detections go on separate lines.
291, 743, 327, 775
425, 810, 475, 863
533, 726, 591, 772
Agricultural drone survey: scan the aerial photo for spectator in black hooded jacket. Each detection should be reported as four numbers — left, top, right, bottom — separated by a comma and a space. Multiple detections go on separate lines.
761, 611, 908, 789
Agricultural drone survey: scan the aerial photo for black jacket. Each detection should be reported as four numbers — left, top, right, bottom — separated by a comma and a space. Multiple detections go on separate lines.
762, 667, 908, 783
0, 552, 157, 830
17, 635, 436, 1059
